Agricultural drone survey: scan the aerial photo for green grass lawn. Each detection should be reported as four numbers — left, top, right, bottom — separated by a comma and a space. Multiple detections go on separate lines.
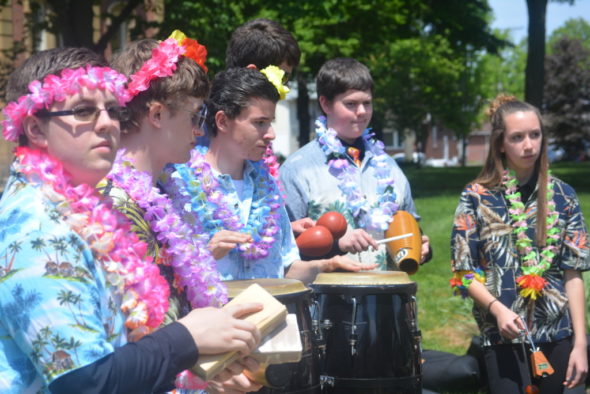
402, 162, 590, 355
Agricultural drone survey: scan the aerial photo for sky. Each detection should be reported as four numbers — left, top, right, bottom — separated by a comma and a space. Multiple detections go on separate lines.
489, 0, 590, 43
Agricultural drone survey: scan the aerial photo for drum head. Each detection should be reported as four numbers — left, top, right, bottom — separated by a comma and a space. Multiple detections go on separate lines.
311, 271, 416, 294
224, 278, 309, 298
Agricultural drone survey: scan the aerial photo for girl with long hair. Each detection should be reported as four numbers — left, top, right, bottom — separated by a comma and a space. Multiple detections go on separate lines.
450, 94, 588, 393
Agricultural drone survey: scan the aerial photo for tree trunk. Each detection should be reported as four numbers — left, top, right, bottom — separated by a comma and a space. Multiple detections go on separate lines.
95, 0, 144, 53
48, 0, 94, 48
525, 0, 548, 109
461, 135, 467, 167
296, 75, 310, 147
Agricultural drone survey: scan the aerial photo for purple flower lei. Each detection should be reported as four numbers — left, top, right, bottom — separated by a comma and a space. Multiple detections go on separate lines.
164, 147, 282, 259
107, 152, 227, 308
315, 116, 399, 231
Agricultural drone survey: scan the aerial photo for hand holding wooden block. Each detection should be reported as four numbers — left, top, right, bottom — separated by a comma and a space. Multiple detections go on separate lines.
191, 283, 288, 381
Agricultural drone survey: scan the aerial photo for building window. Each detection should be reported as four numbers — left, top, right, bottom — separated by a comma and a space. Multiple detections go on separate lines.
383, 128, 403, 149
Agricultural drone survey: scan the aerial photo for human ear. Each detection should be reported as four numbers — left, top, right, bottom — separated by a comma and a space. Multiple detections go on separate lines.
215, 110, 229, 134
147, 102, 164, 129
319, 96, 332, 115
22, 116, 48, 149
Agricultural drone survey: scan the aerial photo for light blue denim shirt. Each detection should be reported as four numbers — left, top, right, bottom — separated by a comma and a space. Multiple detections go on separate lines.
279, 139, 418, 269
164, 158, 300, 281
0, 169, 126, 393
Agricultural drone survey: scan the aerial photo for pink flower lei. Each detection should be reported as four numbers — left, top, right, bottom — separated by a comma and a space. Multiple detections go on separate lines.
14, 146, 169, 332
502, 170, 560, 300
263, 143, 280, 179
107, 152, 228, 308
127, 29, 208, 97
315, 116, 399, 231
164, 147, 282, 260
2, 65, 130, 142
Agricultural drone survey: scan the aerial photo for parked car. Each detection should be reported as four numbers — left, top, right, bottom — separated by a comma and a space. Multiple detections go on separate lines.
547, 142, 565, 163
424, 157, 459, 167
392, 152, 426, 166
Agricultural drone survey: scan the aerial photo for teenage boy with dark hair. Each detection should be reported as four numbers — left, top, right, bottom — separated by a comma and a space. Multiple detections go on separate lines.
226, 18, 300, 73
280, 57, 432, 269
163, 65, 371, 393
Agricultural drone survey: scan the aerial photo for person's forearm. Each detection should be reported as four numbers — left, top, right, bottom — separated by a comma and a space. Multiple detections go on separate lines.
467, 279, 498, 312
49, 322, 199, 394
564, 270, 587, 347
285, 259, 323, 285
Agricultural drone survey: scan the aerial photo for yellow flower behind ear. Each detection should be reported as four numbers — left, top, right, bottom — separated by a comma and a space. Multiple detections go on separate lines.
169, 29, 187, 45
260, 65, 289, 100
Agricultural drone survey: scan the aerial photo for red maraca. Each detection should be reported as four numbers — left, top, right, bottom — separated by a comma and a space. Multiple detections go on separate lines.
525, 385, 539, 394
296, 226, 333, 257
317, 211, 347, 240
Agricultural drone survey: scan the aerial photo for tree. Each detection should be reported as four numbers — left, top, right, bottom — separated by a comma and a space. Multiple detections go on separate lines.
11, 0, 148, 52
548, 17, 590, 53
369, 36, 465, 149
524, 0, 574, 108
543, 36, 590, 158
0, 0, 157, 94
6, 0, 508, 153
479, 34, 527, 100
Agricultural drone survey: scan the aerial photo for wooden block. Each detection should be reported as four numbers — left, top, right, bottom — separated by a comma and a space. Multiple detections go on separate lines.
191, 283, 288, 381
252, 313, 302, 364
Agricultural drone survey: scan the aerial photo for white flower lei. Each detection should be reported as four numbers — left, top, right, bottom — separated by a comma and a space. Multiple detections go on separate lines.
315, 116, 399, 231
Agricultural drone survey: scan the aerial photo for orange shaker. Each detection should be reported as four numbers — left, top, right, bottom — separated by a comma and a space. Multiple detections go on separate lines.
384, 210, 421, 275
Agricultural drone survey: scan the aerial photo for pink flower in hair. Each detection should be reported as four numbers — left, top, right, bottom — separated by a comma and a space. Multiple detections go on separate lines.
127, 38, 183, 97
126, 31, 208, 99
28, 80, 52, 105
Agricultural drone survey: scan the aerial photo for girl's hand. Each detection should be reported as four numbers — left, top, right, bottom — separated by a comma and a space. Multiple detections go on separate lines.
564, 343, 588, 388
490, 301, 526, 340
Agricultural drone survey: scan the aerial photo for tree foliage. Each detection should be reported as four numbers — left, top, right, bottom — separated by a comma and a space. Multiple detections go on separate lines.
478, 32, 526, 101
547, 17, 590, 53
161, 0, 506, 151
544, 37, 590, 158
3, 0, 508, 155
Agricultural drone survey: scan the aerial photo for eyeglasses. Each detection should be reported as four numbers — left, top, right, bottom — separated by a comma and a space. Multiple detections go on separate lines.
36, 105, 130, 122
188, 105, 207, 130
282, 71, 291, 86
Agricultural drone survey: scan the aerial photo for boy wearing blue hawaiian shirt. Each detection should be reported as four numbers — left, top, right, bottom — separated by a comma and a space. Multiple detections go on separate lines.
0, 47, 260, 393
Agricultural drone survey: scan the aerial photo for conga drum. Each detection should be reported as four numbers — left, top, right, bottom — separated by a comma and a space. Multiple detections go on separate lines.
311, 272, 422, 393
225, 278, 321, 393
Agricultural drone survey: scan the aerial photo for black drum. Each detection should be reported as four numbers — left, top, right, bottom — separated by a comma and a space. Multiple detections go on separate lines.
311, 272, 422, 393
224, 278, 321, 394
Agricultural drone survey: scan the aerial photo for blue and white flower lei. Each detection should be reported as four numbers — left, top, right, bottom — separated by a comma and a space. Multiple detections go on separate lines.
162, 146, 282, 260
315, 116, 399, 231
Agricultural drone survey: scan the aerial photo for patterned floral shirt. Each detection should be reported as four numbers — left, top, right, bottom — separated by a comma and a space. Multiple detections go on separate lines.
279, 139, 418, 269
0, 168, 126, 393
163, 160, 300, 281
451, 177, 589, 344
98, 179, 191, 326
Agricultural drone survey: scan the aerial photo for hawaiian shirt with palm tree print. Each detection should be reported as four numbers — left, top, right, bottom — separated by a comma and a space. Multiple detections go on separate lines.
0, 169, 126, 393
279, 139, 418, 269
451, 177, 589, 345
